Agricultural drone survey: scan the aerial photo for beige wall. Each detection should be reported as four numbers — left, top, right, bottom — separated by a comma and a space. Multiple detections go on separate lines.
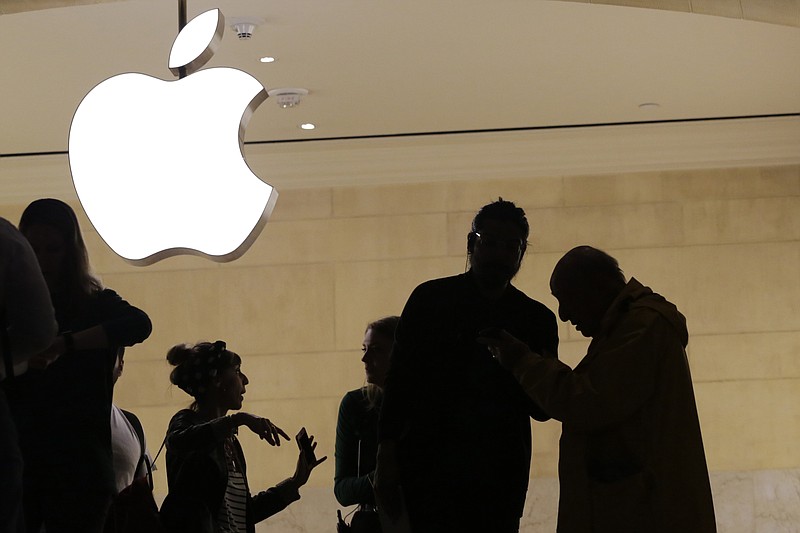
3, 162, 799, 531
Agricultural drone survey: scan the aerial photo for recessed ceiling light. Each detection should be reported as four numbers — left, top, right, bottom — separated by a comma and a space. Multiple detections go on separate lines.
300, 123, 315, 130
259, 56, 275, 63
638, 102, 661, 110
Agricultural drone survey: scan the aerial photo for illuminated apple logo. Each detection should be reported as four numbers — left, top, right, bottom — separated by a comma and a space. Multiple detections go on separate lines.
69, 8, 277, 265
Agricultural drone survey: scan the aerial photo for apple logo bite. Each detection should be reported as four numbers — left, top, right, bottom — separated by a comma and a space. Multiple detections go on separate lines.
69, 8, 277, 266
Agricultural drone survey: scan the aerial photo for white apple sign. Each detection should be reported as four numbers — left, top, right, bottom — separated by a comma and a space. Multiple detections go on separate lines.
69, 8, 277, 265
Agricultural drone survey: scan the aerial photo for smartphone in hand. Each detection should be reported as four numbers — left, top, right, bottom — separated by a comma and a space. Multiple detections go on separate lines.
295, 427, 317, 463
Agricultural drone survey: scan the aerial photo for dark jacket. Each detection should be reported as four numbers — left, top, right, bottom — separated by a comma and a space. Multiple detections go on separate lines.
334, 388, 380, 506
7, 288, 151, 493
161, 409, 299, 533
379, 272, 559, 528
512, 279, 717, 533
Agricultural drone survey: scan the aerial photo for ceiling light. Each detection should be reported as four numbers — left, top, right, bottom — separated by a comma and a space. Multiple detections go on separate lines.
638, 102, 661, 110
259, 56, 275, 63
300, 123, 315, 130
267, 88, 309, 108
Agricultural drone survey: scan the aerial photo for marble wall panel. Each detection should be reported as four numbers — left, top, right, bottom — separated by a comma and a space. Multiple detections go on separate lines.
236, 213, 448, 267
754, 469, 800, 533
563, 171, 664, 206
332, 182, 448, 217
711, 471, 756, 533
694, 380, 800, 471
690, 331, 800, 382
445, 175, 564, 212
102, 269, 223, 360
333, 257, 463, 352
530, 202, 685, 252
238, 350, 363, 403
217, 264, 336, 355
269, 187, 333, 222
683, 197, 800, 245
662, 165, 800, 201
676, 243, 800, 335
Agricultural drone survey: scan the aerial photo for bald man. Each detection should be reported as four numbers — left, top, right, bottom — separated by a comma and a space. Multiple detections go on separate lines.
481, 246, 716, 533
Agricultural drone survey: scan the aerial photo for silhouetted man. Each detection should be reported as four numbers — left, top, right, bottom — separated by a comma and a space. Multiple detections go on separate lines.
374, 199, 559, 533
0, 218, 57, 533
482, 246, 716, 533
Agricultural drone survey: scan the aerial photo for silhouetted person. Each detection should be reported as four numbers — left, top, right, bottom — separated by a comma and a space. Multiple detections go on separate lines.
160, 340, 326, 533
0, 217, 57, 533
7, 198, 152, 533
374, 199, 559, 533
335, 316, 400, 532
481, 246, 716, 533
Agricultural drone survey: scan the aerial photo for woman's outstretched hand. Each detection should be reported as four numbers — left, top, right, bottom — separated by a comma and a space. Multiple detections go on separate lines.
236, 413, 290, 446
292, 433, 327, 487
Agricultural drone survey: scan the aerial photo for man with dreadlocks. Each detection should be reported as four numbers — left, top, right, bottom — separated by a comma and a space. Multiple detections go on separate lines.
374, 199, 559, 533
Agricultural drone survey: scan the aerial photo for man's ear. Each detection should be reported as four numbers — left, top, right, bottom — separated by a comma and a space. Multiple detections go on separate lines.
467, 232, 477, 253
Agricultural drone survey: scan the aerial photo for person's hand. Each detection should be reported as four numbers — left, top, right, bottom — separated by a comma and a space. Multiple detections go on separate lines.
291, 433, 327, 487
373, 440, 402, 521
476, 328, 537, 370
27, 335, 66, 370
237, 413, 290, 446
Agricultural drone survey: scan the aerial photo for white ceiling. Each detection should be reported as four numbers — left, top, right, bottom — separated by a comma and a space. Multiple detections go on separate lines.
1, 0, 799, 157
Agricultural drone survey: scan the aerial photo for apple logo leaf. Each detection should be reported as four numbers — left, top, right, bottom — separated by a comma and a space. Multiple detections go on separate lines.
169, 8, 225, 77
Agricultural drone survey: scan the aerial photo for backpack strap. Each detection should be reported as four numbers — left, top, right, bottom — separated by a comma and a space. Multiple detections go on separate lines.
121, 409, 146, 462
121, 408, 154, 490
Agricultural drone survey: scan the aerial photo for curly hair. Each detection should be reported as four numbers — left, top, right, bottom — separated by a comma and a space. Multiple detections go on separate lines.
167, 340, 241, 408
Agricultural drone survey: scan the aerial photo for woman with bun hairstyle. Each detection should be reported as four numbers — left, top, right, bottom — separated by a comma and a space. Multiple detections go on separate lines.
161, 340, 326, 533
8, 198, 152, 533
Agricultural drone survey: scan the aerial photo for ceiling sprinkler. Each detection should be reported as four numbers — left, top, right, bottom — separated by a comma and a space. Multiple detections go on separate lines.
229, 17, 264, 39
267, 88, 310, 108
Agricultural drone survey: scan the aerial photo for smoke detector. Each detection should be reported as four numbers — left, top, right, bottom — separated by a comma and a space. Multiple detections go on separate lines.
229, 17, 264, 39
267, 88, 309, 108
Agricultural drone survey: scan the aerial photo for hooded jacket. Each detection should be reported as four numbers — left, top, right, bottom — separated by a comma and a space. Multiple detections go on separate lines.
511, 278, 716, 533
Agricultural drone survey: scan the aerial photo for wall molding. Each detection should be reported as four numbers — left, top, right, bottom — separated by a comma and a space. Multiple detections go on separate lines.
1, 115, 798, 202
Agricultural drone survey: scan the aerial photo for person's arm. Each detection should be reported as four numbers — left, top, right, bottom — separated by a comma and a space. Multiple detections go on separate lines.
375, 284, 431, 518
165, 409, 230, 453
28, 289, 152, 370
167, 410, 286, 452
541, 307, 560, 361
486, 311, 667, 432
334, 392, 376, 506
88, 289, 152, 348
377, 283, 431, 444
521, 304, 560, 422
29, 325, 108, 369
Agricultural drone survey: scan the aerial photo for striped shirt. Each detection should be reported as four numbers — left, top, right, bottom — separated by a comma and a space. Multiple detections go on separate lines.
217, 438, 248, 533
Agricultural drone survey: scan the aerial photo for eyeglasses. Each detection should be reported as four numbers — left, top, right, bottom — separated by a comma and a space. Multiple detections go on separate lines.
473, 232, 526, 253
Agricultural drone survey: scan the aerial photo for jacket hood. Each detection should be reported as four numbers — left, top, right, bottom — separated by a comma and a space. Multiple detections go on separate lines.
608, 278, 689, 347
